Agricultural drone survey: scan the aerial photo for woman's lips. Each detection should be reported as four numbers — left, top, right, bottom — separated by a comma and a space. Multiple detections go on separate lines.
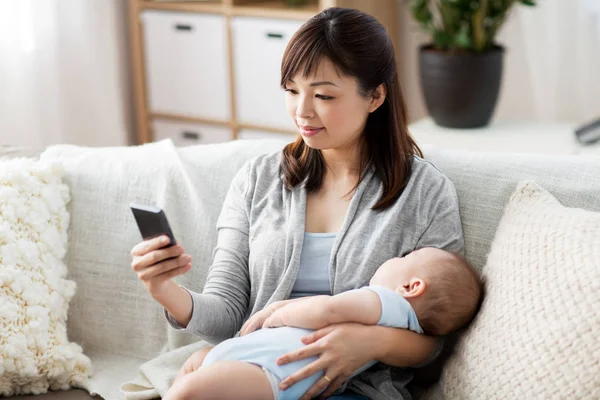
299, 126, 324, 137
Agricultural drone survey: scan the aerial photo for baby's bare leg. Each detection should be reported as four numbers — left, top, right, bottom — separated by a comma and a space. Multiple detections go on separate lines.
165, 360, 274, 400
172, 346, 213, 386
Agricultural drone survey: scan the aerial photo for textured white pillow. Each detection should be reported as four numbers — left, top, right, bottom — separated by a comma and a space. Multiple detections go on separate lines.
0, 158, 91, 396
427, 181, 600, 399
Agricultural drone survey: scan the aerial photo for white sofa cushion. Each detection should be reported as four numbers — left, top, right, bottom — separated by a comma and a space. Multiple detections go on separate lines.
0, 158, 91, 396
426, 181, 600, 398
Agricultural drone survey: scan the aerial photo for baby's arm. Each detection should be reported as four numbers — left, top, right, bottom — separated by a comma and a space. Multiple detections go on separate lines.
263, 289, 381, 330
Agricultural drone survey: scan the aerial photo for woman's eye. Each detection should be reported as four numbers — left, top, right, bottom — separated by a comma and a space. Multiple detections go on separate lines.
284, 88, 298, 95
316, 94, 334, 100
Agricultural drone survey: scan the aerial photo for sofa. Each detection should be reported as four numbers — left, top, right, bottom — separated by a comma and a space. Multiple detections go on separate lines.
1, 139, 598, 400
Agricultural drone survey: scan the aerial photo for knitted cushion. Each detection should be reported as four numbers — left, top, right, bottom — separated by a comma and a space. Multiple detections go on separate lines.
0, 158, 91, 395
426, 181, 600, 399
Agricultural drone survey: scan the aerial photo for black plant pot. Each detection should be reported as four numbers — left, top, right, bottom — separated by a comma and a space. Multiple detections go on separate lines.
419, 44, 504, 129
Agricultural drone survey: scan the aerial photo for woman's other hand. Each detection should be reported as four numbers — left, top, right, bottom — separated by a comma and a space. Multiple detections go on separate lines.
130, 235, 192, 298
277, 323, 376, 400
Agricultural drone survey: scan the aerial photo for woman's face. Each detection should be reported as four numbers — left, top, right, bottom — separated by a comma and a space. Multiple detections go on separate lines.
284, 58, 381, 151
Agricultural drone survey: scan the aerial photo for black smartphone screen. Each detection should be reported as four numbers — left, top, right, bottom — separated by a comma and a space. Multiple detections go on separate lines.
130, 203, 177, 247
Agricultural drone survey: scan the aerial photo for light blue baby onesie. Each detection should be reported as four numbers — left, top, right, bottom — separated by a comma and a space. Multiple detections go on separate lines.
201, 285, 423, 400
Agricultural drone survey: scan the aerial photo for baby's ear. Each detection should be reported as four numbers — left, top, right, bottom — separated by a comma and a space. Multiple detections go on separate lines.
396, 278, 426, 298
395, 284, 407, 296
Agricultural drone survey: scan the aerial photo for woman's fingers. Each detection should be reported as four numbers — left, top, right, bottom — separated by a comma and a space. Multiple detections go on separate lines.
299, 373, 335, 400
279, 356, 328, 391
130, 235, 170, 257
301, 326, 334, 345
141, 245, 185, 269
137, 253, 190, 281
131, 245, 185, 272
277, 341, 324, 367
150, 263, 192, 288
130, 238, 193, 298
318, 374, 347, 399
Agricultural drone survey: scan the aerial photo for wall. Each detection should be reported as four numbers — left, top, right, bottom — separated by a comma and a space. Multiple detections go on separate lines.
54, 0, 134, 147
0, 0, 134, 148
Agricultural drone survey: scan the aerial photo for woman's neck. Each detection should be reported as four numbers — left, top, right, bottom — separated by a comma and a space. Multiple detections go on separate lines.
320, 143, 367, 182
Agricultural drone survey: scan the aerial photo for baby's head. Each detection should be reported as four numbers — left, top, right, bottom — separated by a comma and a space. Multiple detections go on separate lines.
370, 248, 482, 336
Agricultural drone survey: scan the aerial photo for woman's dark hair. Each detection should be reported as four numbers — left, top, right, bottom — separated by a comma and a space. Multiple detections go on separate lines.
280, 7, 422, 210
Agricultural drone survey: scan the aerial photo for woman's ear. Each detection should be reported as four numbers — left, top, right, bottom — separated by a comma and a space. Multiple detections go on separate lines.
368, 84, 387, 113
396, 278, 426, 298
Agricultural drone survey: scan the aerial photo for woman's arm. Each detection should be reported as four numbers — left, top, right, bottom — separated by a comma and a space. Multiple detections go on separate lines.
156, 281, 194, 327
163, 162, 253, 343
414, 175, 464, 253
370, 325, 437, 367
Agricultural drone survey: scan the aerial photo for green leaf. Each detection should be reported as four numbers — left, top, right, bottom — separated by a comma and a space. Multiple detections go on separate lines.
433, 30, 453, 50
409, 0, 433, 25
454, 22, 472, 49
407, 0, 536, 51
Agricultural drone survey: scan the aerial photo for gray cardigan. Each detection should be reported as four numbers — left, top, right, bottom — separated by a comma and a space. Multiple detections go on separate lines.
167, 150, 464, 399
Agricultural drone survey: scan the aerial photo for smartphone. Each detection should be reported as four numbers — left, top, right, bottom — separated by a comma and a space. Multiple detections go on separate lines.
130, 203, 177, 247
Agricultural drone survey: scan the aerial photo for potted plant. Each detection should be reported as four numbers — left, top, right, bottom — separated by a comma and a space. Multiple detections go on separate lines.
408, 0, 536, 128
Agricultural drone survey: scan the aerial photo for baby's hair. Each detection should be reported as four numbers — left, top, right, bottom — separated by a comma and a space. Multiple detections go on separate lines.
418, 252, 483, 336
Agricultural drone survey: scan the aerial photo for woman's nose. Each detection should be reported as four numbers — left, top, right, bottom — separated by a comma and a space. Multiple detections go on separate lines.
296, 96, 315, 119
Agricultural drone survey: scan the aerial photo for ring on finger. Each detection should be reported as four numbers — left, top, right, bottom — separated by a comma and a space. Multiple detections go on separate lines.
323, 375, 332, 383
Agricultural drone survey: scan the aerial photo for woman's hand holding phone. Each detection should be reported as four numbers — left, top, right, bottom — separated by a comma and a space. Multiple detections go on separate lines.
130, 235, 193, 299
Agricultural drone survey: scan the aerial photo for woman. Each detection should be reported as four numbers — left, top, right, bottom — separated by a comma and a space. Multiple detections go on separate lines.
130, 7, 463, 400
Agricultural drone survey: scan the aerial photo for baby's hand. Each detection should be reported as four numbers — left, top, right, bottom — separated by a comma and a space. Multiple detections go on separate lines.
262, 309, 286, 329
240, 305, 278, 336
